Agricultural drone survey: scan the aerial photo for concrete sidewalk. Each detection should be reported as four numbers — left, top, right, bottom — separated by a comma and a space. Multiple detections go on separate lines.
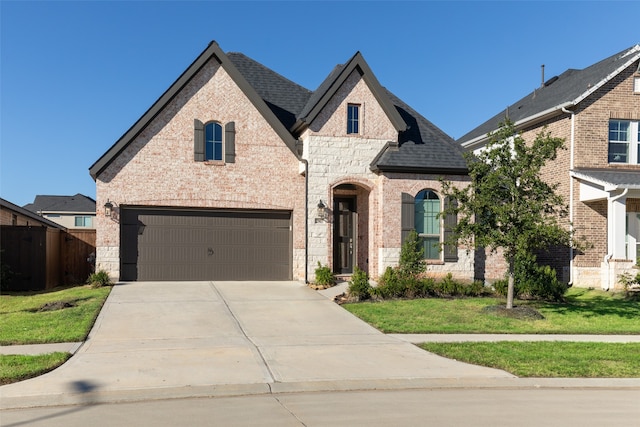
1, 281, 639, 410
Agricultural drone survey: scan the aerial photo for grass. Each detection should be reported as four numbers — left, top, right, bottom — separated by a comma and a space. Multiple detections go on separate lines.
420, 342, 640, 378
343, 288, 640, 334
344, 287, 640, 378
0, 285, 112, 345
0, 284, 111, 385
0, 352, 71, 385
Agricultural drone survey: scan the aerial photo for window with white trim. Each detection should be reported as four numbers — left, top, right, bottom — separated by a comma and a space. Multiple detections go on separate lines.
608, 120, 640, 164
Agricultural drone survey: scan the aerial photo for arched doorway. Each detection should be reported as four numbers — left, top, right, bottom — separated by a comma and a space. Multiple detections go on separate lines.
332, 183, 370, 275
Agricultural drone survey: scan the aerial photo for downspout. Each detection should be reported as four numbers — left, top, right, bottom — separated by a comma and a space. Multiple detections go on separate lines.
562, 106, 575, 286
604, 187, 629, 290
302, 157, 309, 284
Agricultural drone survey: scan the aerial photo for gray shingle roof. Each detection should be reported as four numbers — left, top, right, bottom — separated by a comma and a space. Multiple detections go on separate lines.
371, 90, 467, 173
90, 41, 466, 178
458, 45, 640, 145
227, 53, 312, 131
23, 194, 96, 214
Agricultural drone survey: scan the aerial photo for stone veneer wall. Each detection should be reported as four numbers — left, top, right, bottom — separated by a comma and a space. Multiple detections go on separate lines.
95, 58, 306, 281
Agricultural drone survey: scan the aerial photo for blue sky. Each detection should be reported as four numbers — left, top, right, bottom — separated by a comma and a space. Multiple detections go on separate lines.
1, 1, 638, 207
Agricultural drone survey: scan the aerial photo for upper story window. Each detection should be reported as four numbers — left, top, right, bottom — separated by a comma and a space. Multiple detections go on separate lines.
194, 119, 235, 164
75, 216, 93, 227
634, 76, 640, 94
414, 189, 441, 260
608, 120, 640, 164
347, 104, 360, 134
205, 122, 223, 161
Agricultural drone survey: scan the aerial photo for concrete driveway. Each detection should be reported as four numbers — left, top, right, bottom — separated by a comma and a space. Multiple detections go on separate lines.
1, 281, 513, 409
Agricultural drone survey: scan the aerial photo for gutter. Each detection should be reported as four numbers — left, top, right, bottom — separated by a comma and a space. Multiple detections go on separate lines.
461, 101, 575, 150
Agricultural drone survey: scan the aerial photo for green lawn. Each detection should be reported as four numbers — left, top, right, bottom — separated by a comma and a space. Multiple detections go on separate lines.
343, 288, 640, 334
420, 342, 640, 378
0, 353, 71, 385
344, 288, 640, 378
0, 285, 111, 385
0, 285, 112, 345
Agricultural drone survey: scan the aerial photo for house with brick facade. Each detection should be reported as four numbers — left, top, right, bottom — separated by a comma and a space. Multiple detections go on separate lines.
89, 41, 471, 283
458, 44, 640, 290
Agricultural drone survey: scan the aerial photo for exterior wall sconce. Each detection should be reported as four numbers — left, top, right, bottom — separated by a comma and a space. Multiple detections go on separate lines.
316, 199, 328, 223
104, 200, 114, 217
104, 199, 119, 222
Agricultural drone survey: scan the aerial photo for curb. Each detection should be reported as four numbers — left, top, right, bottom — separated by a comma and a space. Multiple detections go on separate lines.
3, 377, 640, 411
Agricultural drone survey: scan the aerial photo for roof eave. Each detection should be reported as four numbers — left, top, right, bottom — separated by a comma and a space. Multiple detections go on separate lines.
460, 102, 574, 150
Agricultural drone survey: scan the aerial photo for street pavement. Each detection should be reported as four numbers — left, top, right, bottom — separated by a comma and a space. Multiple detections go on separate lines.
1, 281, 639, 411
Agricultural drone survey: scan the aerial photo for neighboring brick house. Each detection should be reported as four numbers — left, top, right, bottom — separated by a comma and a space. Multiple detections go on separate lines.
458, 44, 640, 290
89, 41, 470, 283
24, 194, 96, 229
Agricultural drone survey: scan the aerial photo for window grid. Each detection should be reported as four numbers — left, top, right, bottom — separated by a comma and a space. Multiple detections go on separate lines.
347, 104, 360, 134
608, 120, 640, 164
414, 190, 441, 260
205, 122, 223, 161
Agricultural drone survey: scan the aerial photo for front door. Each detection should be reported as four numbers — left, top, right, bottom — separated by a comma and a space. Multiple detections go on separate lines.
334, 197, 357, 274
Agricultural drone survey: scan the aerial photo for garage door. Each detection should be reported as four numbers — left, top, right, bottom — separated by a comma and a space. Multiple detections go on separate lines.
120, 208, 292, 281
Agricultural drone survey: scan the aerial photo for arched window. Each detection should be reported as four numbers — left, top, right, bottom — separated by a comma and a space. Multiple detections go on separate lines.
205, 122, 223, 161
415, 189, 441, 260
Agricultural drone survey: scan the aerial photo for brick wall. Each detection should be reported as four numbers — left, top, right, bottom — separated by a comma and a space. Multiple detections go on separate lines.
96, 57, 306, 280
509, 59, 640, 288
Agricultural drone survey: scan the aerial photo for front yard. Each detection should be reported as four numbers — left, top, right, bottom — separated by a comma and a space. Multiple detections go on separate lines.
0, 285, 111, 384
344, 288, 640, 378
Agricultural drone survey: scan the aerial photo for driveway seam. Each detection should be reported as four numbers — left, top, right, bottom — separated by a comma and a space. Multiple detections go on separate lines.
207, 281, 277, 384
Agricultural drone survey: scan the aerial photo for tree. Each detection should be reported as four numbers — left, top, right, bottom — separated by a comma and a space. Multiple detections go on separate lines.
441, 119, 573, 309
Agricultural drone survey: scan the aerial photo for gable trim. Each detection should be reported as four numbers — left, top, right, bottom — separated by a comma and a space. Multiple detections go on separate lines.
89, 41, 300, 180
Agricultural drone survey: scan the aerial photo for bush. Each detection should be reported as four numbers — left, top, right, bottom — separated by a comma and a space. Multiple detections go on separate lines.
399, 230, 426, 278
495, 252, 566, 302
374, 267, 404, 299
87, 270, 112, 288
348, 266, 371, 301
314, 262, 336, 288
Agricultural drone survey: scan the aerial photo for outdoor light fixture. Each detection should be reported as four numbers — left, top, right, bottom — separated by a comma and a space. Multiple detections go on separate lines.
316, 199, 328, 222
104, 200, 114, 217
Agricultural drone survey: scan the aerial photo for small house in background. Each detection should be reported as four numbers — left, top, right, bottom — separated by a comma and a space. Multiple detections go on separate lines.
1, 197, 96, 291
23, 194, 96, 229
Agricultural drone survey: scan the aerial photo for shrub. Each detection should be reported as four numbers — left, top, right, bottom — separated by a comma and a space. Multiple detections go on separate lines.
399, 230, 426, 278
374, 267, 404, 299
314, 262, 336, 288
347, 266, 371, 301
495, 252, 566, 302
436, 273, 462, 296
87, 270, 112, 288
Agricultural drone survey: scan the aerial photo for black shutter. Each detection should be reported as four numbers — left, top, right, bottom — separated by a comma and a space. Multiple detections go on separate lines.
194, 119, 205, 161
443, 197, 458, 262
401, 193, 415, 244
225, 121, 236, 163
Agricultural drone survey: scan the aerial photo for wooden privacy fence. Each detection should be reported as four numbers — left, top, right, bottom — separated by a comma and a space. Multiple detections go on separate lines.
1, 226, 96, 291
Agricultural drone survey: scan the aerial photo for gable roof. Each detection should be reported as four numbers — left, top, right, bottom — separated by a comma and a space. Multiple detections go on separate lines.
90, 41, 466, 179
1, 198, 66, 229
23, 194, 96, 214
292, 52, 406, 135
89, 42, 302, 180
458, 44, 640, 148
